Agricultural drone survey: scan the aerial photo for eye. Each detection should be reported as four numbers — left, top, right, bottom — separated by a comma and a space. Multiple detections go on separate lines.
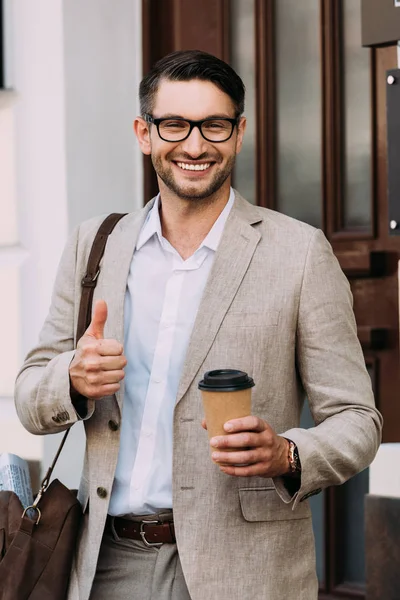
162, 120, 188, 129
203, 120, 230, 130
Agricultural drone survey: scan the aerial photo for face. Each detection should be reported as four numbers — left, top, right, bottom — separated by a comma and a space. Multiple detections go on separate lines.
135, 79, 246, 202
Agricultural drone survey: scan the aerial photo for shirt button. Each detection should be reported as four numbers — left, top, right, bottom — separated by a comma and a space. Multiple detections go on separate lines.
97, 487, 108, 499
108, 420, 119, 432
153, 377, 161, 383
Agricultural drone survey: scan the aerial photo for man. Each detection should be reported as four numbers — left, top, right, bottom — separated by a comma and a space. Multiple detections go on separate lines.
15, 50, 382, 600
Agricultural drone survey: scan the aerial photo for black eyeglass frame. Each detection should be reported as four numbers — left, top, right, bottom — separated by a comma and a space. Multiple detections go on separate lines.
143, 113, 239, 143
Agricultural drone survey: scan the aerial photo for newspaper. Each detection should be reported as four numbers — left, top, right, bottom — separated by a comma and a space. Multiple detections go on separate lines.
0, 453, 34, 510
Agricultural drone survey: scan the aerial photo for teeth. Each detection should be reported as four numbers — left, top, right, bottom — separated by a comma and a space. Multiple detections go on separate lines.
177, 162, 211, 171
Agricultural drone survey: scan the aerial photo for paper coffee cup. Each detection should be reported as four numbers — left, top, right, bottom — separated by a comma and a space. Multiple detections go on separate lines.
198, 369, 255, 450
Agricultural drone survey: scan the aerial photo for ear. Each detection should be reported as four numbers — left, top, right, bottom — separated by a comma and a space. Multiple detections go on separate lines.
235, 116, 247, 155
134, 117, 151, 155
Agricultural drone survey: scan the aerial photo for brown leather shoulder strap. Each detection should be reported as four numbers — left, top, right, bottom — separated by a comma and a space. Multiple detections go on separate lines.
39, 212, 127, 492
76, 212, 127, 342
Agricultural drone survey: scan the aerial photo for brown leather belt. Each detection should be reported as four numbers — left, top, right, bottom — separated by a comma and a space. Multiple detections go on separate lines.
106, 515, 176, 547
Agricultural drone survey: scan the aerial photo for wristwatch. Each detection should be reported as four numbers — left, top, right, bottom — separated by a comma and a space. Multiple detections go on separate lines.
286, 439, 301, 475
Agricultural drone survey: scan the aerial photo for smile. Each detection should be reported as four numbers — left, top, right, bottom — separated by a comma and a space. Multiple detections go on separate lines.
176, 162, 212, 171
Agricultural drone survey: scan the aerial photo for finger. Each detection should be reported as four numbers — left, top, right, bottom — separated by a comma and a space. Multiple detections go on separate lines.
224, 416, 266, 434
97, 339, 124, 356
218, 463, 268, 477
85, 300, 108, 340
211, 449, 260, 466
99, 370, 126, 384
90, 382, 122, 399
97, 355, 127, 371
201, 419, 207, 430
210, 432, 260, 449
85, 370, 125, 386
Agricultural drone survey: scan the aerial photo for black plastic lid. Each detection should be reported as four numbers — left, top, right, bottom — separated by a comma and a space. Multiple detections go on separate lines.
198, 369, 255, 392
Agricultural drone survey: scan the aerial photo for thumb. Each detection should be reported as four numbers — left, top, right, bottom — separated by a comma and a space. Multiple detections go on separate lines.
85, 299, 108, 339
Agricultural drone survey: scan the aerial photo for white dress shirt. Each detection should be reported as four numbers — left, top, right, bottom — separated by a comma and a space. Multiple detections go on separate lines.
108, 188, 234, 515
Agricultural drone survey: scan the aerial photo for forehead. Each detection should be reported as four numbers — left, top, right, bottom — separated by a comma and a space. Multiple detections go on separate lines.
152, 79, 236, 119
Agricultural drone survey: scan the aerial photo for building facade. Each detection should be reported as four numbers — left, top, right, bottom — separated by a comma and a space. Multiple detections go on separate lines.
1, 1, 399, 598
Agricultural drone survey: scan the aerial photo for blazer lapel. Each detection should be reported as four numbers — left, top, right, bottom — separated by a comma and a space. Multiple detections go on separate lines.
93, 201, 154, 411
176, 193, 262, 404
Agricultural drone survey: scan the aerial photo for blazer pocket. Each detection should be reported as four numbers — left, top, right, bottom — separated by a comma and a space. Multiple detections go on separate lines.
223, 310, 280, 328
239, 487, 311, 522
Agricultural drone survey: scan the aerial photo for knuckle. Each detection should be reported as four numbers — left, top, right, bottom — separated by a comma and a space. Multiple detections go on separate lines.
86, 373, 98, 385
263, 449, 272, 463
80, 343, 95, 356
85, 360, 99, 373
248, 450, 257, 463
78, 345, 88, 357
242, 433, 252, 445
265, 434, 274, 447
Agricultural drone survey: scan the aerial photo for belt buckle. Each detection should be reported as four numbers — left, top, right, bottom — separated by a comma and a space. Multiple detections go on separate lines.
140, 520, 163, 547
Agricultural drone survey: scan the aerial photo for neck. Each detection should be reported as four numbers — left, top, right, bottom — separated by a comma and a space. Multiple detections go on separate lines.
157, 180, 232, 258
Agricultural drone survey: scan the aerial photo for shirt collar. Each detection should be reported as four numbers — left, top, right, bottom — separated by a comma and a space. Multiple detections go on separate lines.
136, 196, 163, 250
200, 187, 234, 251
136, 187, 235, 252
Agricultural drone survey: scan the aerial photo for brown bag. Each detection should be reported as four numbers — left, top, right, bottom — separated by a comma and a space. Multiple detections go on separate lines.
0, 213, 126, 600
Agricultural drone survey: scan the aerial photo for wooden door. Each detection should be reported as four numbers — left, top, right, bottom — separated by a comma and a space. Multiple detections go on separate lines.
318, 41, 399, 599
142, 1, 400, 597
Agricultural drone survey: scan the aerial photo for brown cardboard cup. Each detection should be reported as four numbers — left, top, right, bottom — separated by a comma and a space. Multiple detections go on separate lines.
198, 370, 255, 458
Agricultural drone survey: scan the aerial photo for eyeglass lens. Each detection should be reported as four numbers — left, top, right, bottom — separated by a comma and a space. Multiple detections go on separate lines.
159, 119, 233, 142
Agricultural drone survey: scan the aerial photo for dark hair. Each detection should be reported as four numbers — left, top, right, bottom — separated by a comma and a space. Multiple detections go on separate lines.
139, 50, 245, 116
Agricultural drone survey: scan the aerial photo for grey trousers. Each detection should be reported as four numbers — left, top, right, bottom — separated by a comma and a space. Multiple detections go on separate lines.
89, 512, 192, 600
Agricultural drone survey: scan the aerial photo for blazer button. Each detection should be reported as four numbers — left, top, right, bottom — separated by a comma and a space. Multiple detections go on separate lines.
108, 420, 119, 432
97, 487, 108, 499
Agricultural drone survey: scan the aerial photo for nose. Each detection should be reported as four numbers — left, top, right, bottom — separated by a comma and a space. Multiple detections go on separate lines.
180, 125, 208, 157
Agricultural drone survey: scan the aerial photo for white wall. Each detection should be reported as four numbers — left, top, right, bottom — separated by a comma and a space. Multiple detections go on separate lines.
0, 0, 68, 462
64, 0, 143, 229
44, 0, 143, 488
0, 0, 143, 488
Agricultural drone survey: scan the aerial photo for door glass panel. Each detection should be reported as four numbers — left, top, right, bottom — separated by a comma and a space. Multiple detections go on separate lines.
337, 362, 375, 587
276, 0, 322, 227
230, 0, 256, 204
341, 468, 369, 586
340, 362, 374, 588
343, 0, 372, 229
300, 398, 324, 584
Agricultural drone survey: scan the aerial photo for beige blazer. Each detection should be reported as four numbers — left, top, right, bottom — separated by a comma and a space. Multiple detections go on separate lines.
15, 191, 382, 600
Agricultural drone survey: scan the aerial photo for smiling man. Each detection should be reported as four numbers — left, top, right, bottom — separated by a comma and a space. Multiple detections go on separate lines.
15, 50, 382, 600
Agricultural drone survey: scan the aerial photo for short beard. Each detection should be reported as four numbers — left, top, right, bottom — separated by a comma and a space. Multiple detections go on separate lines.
151, 153, 236, 202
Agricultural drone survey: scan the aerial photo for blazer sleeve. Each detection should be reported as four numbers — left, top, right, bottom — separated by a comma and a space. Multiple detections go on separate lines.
14, 225, 95, 435
275, 228, 383, 509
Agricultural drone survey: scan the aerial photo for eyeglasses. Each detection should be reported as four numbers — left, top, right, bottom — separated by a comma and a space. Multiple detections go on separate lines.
144, 113, 239, 143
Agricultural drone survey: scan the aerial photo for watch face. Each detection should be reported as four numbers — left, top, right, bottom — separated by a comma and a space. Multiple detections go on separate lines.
293, 446, 301, 472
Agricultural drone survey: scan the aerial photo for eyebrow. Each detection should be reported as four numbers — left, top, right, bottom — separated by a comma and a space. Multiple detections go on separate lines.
153, 113, 236, 120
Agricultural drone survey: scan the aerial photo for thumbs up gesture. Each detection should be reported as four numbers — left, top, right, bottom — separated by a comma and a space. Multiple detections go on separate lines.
69, 300, 127, 399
